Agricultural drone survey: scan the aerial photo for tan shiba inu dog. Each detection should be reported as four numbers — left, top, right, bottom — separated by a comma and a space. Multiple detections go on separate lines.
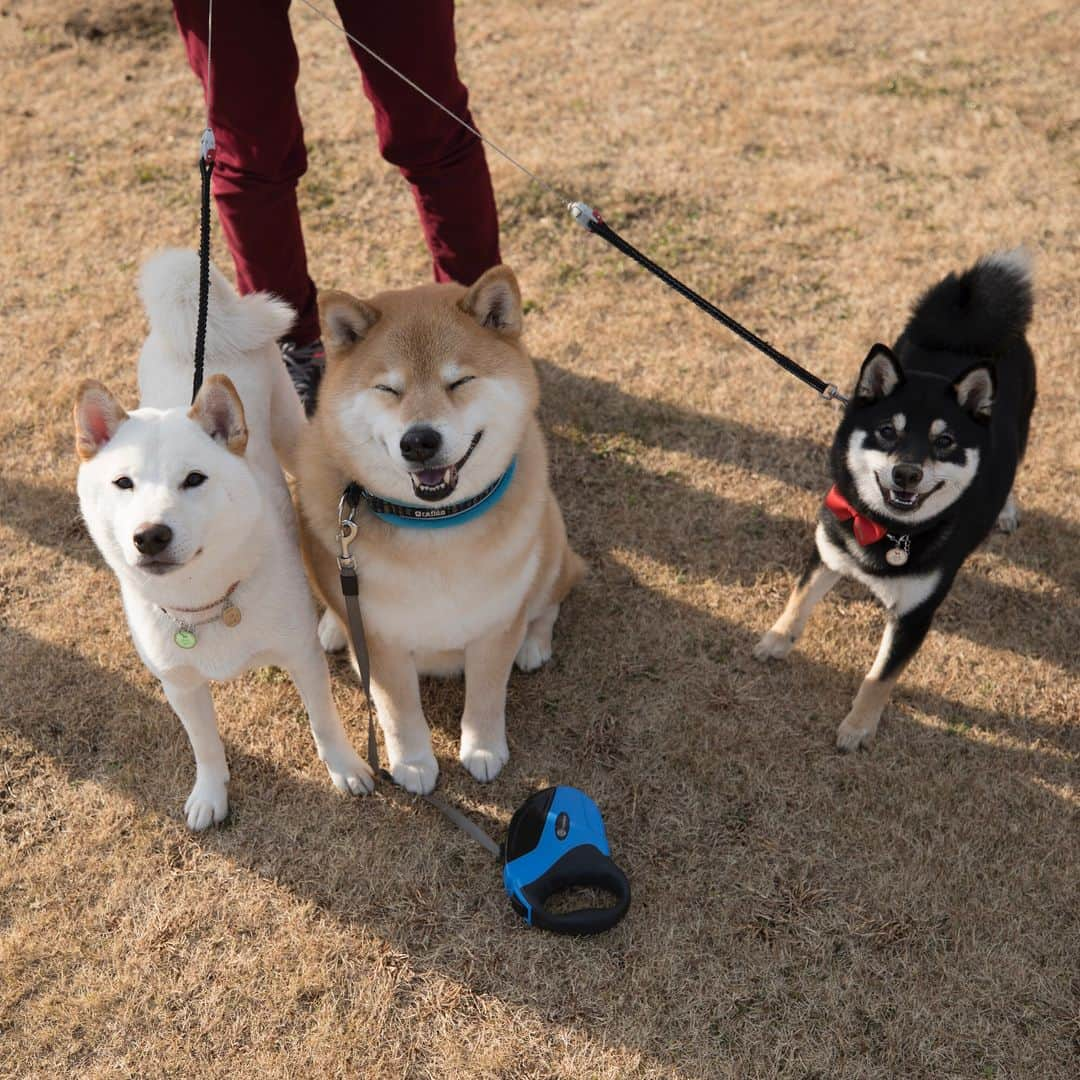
295, 266, 584, 795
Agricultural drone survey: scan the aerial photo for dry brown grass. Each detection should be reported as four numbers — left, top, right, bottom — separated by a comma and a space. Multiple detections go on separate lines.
2, 0, 1078, 1076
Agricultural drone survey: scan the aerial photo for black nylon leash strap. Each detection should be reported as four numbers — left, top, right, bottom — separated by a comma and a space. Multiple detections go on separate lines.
336, 531, 501, 858
192, 132, 215, 403
569, 202, 847, 404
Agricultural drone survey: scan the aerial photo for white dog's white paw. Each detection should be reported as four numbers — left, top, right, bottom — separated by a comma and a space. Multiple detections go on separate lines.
184, 768, 229, 831
515, 636, 552, 672
996, 495, 1020, 534
318, 610, 348, 653
321, 743, 374, 796
460, 741, 510, 783
753, 630, 795, 662
391, 754, 439, 795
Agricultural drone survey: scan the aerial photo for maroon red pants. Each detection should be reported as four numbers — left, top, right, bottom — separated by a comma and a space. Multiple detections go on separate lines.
173, 0, 501, 344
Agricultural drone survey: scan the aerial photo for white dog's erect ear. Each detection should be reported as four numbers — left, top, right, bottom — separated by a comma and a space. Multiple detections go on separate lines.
319, 291, 380, 351
458, 266, 523, 336
952, 364, 995, 421
854, 343, 904, 403
74, 379, 128, 461
189, 374, 248, 455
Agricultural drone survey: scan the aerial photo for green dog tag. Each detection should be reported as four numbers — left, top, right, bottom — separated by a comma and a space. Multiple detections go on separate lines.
174, 628, 198, 649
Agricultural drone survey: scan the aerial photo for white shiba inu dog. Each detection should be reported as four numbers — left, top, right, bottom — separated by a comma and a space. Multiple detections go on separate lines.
74, 250, 372, 830
295, 266, 584, 795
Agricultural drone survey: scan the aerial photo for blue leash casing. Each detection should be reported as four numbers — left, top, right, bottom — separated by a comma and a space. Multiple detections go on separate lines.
502, 786, 631, 935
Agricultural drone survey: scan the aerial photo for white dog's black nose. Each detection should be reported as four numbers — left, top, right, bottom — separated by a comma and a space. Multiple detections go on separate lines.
400, 426, 442, 463
133, 523, 173, 556
891, 463, 923, 490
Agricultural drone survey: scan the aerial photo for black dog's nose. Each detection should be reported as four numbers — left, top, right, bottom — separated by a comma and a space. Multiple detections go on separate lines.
892, 463, 923, 490
400, 426, 442, 463
133, 523, 173, 556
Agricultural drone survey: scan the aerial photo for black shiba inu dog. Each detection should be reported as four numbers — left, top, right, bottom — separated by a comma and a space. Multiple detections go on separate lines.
754, 251, 1036, 750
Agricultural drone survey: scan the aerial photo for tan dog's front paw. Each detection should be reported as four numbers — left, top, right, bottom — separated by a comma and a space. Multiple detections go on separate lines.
836, 713, 878, 753
753, 630, 795, 662
460, 740, 509, 783
391, 754, 439, 795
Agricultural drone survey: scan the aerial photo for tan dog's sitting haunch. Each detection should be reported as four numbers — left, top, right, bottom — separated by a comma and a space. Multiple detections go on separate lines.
296, 267, 584, 794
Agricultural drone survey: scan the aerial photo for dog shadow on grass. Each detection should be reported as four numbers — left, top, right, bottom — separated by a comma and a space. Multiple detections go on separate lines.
2, 572, 1076, 1073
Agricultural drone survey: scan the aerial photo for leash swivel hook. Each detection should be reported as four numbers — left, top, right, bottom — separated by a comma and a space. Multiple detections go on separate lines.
337, 493, 359, 570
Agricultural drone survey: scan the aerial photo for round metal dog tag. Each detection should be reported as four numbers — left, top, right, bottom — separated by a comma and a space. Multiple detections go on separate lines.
174, 628, 198, 649
886, 547, 909, 567
222, 603, 242, 628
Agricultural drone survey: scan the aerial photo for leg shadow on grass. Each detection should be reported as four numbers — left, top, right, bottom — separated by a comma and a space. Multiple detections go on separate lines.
2, 548, 1076, 1076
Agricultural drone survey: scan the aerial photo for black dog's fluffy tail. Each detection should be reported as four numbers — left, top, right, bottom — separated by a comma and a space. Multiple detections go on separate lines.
906, 249, 1033, 355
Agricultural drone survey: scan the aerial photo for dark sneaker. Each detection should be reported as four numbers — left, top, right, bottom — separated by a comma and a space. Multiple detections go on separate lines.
280, 338, 326, 417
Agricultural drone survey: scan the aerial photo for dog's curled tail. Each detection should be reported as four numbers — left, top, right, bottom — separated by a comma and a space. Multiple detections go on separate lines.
906, 248, 1033, 356
138, 249, 295, 360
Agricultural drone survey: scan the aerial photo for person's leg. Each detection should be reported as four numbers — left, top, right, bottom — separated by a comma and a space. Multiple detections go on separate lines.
334, 0, 501, 284
172, 0, 320, 345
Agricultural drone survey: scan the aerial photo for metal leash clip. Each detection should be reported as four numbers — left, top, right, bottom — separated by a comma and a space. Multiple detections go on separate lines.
337, 492, 359, 571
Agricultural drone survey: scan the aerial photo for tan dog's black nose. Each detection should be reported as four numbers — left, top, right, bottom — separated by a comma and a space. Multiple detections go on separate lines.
133, 523, 173, 556
891, 463, 923, 490
400, 426, 442, 463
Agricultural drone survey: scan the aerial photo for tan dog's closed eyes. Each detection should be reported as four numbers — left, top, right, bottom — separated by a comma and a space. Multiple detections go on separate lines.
296, 266, 584, 793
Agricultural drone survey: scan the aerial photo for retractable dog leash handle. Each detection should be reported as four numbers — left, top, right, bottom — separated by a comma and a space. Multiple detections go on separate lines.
503, 786, 631, 935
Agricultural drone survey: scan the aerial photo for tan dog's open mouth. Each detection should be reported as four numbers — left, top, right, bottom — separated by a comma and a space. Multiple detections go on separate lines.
409, 432, 483, 502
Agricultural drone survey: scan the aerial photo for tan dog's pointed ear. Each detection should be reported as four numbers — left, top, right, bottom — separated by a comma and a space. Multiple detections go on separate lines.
189, 374, 248, 455
458, 266, 523, 336
320, 291, 380, 351
74, 379, 128, 461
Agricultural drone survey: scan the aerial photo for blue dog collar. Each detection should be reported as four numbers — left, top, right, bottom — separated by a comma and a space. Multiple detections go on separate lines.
346, 457, 516, 530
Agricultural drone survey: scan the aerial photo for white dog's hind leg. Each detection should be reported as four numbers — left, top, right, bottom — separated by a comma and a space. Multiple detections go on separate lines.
318, 608, 348, 653
161, 678, 230, 831
284, 648, 373, 796
996, 491, 1020, 533
460, 613, 527, 782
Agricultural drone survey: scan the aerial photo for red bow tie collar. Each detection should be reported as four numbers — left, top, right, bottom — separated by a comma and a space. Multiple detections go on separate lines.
824, 485, 887, 545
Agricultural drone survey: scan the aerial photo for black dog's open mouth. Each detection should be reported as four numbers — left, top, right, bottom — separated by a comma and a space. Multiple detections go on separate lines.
878, 479, 944, 512
409, 432, 483, 502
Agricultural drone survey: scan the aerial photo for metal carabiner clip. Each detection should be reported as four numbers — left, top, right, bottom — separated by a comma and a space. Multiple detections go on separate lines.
337, 492, 359, 567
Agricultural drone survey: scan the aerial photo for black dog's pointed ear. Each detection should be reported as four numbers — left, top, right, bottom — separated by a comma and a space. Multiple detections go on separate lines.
952, 363, 995, 422
854, 344, 904, 404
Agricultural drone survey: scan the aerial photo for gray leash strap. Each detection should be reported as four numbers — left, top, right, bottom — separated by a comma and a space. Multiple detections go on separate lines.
336, 507, 501, 859
338, 561, 379, 772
